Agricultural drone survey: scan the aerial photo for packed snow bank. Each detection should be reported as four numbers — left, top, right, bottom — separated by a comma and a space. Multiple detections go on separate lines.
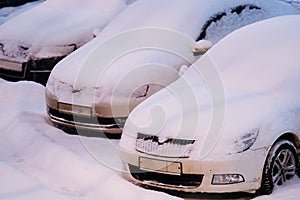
0, 80, 181, 200
0, 0, 42, 25
0, 0, 127, 62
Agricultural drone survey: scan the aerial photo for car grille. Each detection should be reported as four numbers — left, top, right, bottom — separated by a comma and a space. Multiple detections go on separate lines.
129, 164, 203, 188
136, 133, 195, 158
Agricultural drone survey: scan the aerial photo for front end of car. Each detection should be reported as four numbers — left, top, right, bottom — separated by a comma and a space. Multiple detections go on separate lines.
45, 88, 141, 134
44, 31, 196, 135
0, 56, 65, 85
117, 47, 272, 193
119, 130, 267, 193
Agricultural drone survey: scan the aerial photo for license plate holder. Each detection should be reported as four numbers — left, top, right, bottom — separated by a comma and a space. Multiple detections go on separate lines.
139, 157, 182, 175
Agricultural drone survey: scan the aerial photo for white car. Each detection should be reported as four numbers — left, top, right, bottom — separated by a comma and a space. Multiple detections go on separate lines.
45, 0, 296, 135
0, 0, 130, 85
119, 15, 300, 195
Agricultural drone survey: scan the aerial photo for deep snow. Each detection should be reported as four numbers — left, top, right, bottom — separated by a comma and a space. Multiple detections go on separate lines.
1, 0, 300, 198
0, 80, 180, 200
0, 79, 300, 199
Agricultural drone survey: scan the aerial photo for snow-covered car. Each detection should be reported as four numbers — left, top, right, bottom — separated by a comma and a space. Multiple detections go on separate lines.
0, 0, 130, 85
119, 15, 300, 195
45, 0, 296, 135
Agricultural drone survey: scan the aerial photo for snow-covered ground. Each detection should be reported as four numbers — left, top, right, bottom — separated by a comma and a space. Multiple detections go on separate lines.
0, 80, 180, 200
0, 80, 299, 199
254, 179, 300, 200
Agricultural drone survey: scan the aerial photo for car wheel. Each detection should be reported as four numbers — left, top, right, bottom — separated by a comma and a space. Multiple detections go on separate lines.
258, 140, 299, 195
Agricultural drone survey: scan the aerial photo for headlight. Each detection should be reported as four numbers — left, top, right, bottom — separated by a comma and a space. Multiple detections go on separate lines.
212, 174, 244, 185
234, 130, 259, 153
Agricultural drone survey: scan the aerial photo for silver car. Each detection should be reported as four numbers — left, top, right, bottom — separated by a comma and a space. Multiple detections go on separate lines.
120, 15, 300, 195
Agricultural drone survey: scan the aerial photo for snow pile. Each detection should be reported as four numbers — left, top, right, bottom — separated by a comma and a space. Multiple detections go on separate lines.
0, 80, 181, 200
0, 0, 128, 62
0, 0, 42, 25
120, 15, 300, 159
47, 0, 296, 106
0, 78, 300, 200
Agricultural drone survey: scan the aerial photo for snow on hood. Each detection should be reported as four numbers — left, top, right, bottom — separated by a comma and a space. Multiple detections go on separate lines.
47, 0, 296, 106
0, 0, 128, 62
0, 0, 43, 25
120, 15, 300, 159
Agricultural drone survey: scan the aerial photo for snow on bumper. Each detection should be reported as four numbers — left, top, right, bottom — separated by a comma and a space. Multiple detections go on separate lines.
119, 147, 268, 193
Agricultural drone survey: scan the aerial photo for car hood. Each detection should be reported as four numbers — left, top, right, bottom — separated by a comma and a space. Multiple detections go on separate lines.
0, 0, 127, 62
46, 0, 296, 106
120, 15, 300, 159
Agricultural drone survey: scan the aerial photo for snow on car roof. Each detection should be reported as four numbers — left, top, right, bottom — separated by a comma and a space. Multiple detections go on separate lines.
0, 0, 128, 62
120, 15, 300, 158
47, 0, 296, 104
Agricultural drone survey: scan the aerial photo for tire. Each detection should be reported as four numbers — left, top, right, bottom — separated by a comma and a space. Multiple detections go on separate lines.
258, 140, 299, 195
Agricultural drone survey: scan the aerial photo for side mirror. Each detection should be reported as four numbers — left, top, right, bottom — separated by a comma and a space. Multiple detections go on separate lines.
193, 40, 212, 56
179, 65, 189, 76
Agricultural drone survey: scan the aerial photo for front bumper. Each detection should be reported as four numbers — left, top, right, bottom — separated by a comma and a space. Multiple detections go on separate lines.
46, 90, 127, 134
0, 57, 64, 85
47, 106, 124, 134
119, 147, 268, 193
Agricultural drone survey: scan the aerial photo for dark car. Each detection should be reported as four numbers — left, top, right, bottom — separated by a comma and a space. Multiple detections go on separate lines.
0, 0, 129, 85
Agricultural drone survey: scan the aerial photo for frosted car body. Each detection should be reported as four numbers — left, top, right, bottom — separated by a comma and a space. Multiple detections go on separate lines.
119, 15, 300, 194
45, 0, 296, 134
